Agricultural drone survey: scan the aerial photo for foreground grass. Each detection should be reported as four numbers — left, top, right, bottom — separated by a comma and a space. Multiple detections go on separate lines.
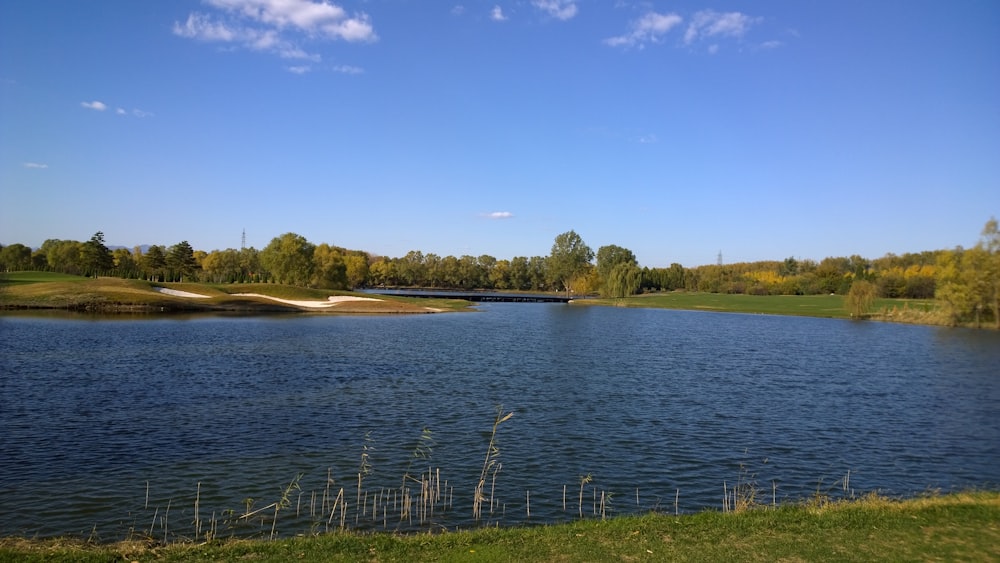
1, 492, 996, 562
582, 292, 937, 321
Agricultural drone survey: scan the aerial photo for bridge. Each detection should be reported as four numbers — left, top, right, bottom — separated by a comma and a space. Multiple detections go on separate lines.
365, 290, 579, 303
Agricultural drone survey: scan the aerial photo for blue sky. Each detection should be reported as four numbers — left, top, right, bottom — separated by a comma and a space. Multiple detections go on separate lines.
1, 1, 997, 267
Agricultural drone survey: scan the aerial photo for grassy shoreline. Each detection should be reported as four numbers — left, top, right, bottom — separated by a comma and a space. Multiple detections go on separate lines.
2, 491, 996, 562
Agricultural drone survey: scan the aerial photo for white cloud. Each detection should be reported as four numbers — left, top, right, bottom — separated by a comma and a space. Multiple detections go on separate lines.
80, 100, 107, 111
604, 11, 682, 48
760, 40, 783, 50
490, 5, 507, 22
116, 107, 127, 115
532, 0, 577, 21
331, 64, 363, 74
451, 5, 465, 16
132, 109, 153, 117
23, 162, 48, 169
174, 0, 376, 63
684, 10, 759, 46
485, 211, 514, 219
287, 65, 311, 74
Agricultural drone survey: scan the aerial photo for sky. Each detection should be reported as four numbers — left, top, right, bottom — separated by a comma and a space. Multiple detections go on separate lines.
1, 1, 998, 268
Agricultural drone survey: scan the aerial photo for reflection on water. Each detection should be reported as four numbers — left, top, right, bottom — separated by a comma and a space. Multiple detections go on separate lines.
1, 305, 998, 539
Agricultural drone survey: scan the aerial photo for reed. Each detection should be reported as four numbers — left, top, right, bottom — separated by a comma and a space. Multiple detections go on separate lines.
473, 406, 513, 521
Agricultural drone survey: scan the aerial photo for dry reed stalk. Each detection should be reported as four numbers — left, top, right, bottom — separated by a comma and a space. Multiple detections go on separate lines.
163, 500, 171, 544
526, 490, 531, 518
474, 407, 513, 521
675, 489, 679, 516
563, 485, 567, 512
578, 474, 592, 518
194, 482, 201, 538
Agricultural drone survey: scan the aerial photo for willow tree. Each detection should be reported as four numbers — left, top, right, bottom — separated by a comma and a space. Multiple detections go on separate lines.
604, 262, 642, 299
845, 279, 877, 318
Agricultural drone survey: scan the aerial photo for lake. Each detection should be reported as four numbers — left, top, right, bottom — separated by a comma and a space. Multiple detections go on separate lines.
1, 304, 998, 540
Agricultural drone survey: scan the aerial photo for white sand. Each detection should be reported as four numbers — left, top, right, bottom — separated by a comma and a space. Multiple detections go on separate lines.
232, 293, 380, 308
154, 287, 212, 299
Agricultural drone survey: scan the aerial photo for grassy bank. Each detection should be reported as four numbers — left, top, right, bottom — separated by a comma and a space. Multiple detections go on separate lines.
580, 291, 939, 322
0, 272, 471, 314
1, 491, 996, 562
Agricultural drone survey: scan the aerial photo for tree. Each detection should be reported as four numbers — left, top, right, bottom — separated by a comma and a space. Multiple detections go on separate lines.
596, 244, 638, 297
312, 243, 348, 289
260, 233, 316, 286
142, 245, 167, 281
343, 252, 370, 289
80, 231, 114, 277
981, 217, 1000, 328
548, 230, 594, 293
0, 243, 32, 271
167, 241, 199, 282
604, 262, 642, 299
845, 280, 877, 318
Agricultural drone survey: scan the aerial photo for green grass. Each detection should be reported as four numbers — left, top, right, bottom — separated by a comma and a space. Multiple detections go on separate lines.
581, 292, 938, 320
0, 271, 90, 284
1, 491, 996, 562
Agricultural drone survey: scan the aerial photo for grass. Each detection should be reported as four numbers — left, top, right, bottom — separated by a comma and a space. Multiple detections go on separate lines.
1, 491, 996, 562
580, 292, 938, 321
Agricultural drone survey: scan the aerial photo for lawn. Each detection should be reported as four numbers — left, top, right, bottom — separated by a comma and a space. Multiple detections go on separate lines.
1, 491, 996, 562
581, 292, 937, 320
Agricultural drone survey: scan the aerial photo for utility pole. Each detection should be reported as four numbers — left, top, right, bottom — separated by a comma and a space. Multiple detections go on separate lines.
241, 229, 246, 251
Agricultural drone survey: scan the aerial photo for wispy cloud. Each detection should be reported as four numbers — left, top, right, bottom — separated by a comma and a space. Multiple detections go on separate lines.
116, 107, 154, 117
604, 11, 682, 48
80, 100, 107, 111
23, 162, 48, 169
287, 65, 311, 74
174, 0, 377, 63
331, 64, 363, 74
532, 0, 577, 21
451, 5, 466, 16
490, 5, 507, 22
684, 10, 759, 46
759, 40, 783, 50
484, 211, 514, 219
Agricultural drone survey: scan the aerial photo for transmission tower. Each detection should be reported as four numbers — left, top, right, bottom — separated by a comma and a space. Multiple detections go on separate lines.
717, 250, 723, 266
241, 229, 246, 251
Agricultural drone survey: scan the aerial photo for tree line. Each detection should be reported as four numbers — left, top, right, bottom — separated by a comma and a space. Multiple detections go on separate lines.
2, 219, 997, 327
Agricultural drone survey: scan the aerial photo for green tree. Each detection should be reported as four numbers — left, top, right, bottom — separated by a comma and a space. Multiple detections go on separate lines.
548, 230, 593, 293
81, 232, 114, 277
344, 252, 370, 289
596, 244, 638, 297
312, 243, 348, 289
142, 245, 167, 282
604, 262, 642, 299
845, 279, 877, 318
166, 241, 199, 282
260, 233, 316, 286
981, 217, 1000, 328
0, 243, 32, 271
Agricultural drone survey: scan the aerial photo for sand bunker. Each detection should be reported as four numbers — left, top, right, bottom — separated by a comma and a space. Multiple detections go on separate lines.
153, 287, 380, 308
153, 287, 212, 299
232, 293, 380, 308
